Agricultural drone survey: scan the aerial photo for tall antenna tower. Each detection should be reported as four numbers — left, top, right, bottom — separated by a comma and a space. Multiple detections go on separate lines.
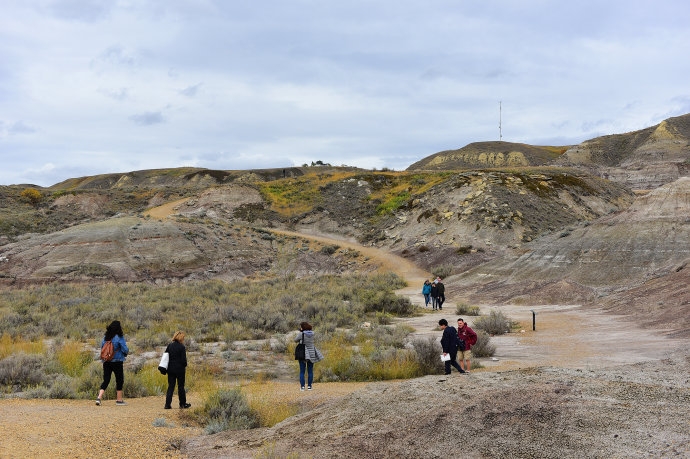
499, 101, 502, 141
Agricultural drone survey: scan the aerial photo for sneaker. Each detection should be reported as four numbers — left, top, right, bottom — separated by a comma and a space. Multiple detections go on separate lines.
95, 398, 101, 406
115, 400, 127, 406
307, 386, 312, 391
164, 405, 172, 409
180, 403, 191, 409
459, 369, 466, 373
300, 386, 305, 391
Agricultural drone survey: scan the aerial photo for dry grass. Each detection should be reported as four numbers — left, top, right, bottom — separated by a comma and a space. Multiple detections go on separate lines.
0, 335, 44, 359
240, 379, 367, 427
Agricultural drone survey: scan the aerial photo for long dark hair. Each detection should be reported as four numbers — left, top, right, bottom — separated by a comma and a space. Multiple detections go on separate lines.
104, 320, 124, 341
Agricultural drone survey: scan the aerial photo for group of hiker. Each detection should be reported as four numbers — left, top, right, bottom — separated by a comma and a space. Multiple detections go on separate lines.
422, 279, 480, 375
439, 317, 477, 375
422, 277, 445, 310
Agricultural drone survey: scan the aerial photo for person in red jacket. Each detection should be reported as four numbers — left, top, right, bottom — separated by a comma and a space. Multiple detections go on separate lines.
457, 318, 478, 373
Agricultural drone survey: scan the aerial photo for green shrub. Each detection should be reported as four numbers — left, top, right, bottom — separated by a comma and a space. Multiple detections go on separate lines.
411, 336, 444, 375
48, 374, 78, 399
201, 388, 259, 434
455, 303, 480, 316
473, 310, 514, 335
470, 330, 496, 357
432, 265, 453, 279
0, 353, 48, 390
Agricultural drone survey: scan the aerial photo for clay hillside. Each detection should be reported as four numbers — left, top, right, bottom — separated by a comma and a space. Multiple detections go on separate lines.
1, 113, 689, 458
1, 115, 689, 336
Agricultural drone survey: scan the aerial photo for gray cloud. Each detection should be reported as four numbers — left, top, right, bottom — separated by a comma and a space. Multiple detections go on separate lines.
179, 83, 202, 97
129, 112, 165, 126
9, 121, 37, 135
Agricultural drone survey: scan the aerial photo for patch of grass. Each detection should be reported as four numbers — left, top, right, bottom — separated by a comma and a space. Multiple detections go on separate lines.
0, 335, 45, 359
0, 272, 415, 397
242, 380, 300, 427
55, 340, 93, 377
315, 326, 421, 381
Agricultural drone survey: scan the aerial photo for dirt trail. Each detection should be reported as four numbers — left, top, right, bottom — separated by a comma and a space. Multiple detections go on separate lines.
144, 198, 190, 220
143, 197, 684, 371
273, 230, 685, 372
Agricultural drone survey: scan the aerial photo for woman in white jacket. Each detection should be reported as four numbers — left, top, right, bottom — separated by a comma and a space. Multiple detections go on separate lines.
294, 321, 324, 391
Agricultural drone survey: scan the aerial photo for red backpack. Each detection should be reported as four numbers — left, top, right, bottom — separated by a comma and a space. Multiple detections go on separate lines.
100, 340, 115, 361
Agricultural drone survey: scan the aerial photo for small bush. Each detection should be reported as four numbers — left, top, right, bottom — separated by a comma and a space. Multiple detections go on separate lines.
48, 374, 78, 399
432, 265, 453, 279
470, 330, 496, 357
320, 244, 339, 255
153, 417, 174, 427
473, 310, 514, 335
411, 336, 444, 375
455, 303, 480, 316
201, 388, 259, 434
0, 353, 48, 389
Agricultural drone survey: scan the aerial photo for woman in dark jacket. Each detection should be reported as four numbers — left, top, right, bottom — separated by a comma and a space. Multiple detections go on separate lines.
96, 320, 129, 406
164, 331, 191, 409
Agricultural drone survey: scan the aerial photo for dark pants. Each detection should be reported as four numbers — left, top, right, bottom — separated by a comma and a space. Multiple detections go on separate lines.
444, 350, 463, 374
299, 359, 314, 387
165, 371, 187, 407
437, 295, 445, 309
100, 361, 124, 391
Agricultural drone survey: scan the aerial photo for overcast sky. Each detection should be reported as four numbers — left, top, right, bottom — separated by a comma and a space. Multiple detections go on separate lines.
1, 1, 689, 186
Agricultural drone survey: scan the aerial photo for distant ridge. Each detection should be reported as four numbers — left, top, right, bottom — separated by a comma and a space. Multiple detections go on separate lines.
406, 141, 568, 171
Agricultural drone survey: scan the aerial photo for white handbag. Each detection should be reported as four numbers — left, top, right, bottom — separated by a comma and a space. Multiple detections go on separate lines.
158, 352, 169, 374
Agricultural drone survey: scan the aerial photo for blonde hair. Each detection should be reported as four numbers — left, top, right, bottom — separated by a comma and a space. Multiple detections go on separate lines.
172, 331, 185, 343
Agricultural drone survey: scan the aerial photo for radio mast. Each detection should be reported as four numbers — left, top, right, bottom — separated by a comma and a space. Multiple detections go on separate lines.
499, 101, 502, 141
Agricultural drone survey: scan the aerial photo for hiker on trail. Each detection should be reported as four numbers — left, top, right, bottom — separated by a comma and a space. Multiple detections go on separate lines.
457, 318, 478, 373
436, 279, 446, 310
430, 281, 439, 310
439, 319, 464, 375
422, 280, 432, 307
96, 320, 129, 406
164, 331, 191, 409
294, 322, 324, 391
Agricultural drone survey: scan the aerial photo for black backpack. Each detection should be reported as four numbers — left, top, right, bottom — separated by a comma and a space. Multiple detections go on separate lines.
456, 335, 466, 352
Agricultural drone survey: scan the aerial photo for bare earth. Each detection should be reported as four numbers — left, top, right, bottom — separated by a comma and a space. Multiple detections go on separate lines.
1, 231, 688, 458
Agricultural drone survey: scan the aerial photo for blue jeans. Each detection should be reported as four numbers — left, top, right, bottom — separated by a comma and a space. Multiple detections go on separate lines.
299, 360, 314, 387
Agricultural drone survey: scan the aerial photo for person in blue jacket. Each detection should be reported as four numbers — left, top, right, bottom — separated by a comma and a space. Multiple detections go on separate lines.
96, 320, 129, 406
422, 280, 432, 307
164, 330, 191, 409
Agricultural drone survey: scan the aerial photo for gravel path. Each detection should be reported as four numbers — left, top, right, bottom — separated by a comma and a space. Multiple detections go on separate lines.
0, 396, 202, 458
